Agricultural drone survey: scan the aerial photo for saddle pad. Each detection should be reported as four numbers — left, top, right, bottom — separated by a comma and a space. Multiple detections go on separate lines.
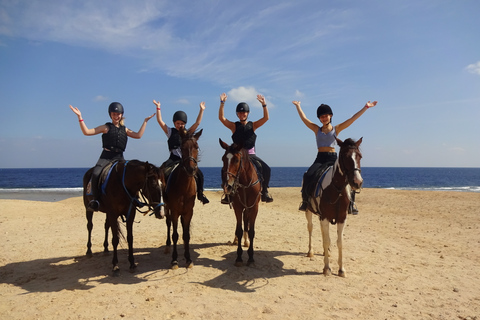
314, 166, 332, 198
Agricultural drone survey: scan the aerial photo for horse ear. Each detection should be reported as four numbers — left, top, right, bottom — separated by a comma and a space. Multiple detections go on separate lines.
336, 137, 343, 146
219, 138, 229, 150
356, 137, 363, 147
194, 129, 203, 140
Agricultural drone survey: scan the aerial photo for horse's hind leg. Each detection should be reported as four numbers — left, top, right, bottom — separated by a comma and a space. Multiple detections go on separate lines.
86, 211, 93, 256
164, 212, 171, 254
126, 212, 137, 271
305, 209, 314, 257
111, 219, 120, 273
337, 222, 346, 277
103, 216, 110, 253
320, 219, 332, 276
246, 223, 256, 266
182, 214, 193, 268
170, 218, 180, 269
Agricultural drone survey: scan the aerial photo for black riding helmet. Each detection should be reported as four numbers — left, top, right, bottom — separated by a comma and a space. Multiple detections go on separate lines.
108, 102, 124, 114
173, 110, 188, 124
236, 102, 250, 113
317, 104, 333, 118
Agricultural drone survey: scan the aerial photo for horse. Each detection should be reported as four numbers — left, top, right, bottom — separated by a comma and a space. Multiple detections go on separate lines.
219, 139, 262, 267
162, 129, 203, 269
83, 160, 163, 272
305, 137, 363, 277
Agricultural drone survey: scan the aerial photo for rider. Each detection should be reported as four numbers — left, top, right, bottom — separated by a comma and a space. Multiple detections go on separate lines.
70, 102, 154, 211
153, 99, 209, 204
292, 100, 378, 213
218, 92, 273, 203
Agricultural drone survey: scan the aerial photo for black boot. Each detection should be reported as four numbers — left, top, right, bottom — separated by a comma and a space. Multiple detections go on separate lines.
261, 190, 273, 203
198, 193, 210, 204
221, 194, 231, 204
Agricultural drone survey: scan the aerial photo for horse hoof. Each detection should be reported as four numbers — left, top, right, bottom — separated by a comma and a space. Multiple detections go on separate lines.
171, 262, 179, 270
129, 263, 138, 272
186, 262, 194, 269
112, 265, 120, 275
234, 261, 243, 267
323, 267, 331, 276
306, 251, 314, 258
338, 270, 346, 278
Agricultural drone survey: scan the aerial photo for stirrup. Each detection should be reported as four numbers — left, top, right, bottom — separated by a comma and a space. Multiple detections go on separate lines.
299, 201, 307, 211
221, 195, 231, 205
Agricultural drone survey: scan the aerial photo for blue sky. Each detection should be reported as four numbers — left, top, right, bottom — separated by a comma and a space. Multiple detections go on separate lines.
0, 0, 479, 168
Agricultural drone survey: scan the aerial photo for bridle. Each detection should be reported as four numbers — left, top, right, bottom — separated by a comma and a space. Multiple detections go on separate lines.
224, 150, 261, 209
181, 138, 199, 177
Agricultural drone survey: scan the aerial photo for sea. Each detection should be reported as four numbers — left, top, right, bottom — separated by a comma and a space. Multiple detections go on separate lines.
1, 167, 479, 201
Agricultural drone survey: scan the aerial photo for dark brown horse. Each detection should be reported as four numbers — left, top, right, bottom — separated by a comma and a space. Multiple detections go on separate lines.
83, 160, 163, 272
305, 137, 363, 277
220, 139, 262, 267
162, 129, 202, 269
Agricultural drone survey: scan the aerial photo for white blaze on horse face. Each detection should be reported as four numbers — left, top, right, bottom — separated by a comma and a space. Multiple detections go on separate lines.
225, 153, 235, 186
351, 151, 363, 188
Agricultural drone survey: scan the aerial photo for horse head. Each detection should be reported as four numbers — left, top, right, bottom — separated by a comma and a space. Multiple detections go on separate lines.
180, 129, 202, 176
336, 137, 363, 191
219, 138, 244, 195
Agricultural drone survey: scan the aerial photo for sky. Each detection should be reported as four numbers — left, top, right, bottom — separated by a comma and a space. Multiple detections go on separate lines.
0, 0, 479, 168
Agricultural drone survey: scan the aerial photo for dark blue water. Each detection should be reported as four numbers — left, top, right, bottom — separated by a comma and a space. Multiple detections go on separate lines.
1, 167, 480, 194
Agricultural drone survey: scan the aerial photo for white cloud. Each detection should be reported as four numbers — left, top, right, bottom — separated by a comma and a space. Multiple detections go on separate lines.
94, 95, 108, 102
294, 90, 304, 98
465, 61, 480, 75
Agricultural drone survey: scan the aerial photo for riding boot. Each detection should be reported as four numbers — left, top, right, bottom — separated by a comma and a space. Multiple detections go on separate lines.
195, 171, 209, 204
299, 192, 308, 211
87, 169, 101, 212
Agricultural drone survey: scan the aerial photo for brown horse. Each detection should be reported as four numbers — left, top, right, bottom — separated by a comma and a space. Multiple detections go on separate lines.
219, 139, 262, 267
83, 160, 163, 272
162, 129, 202, 269
305, 137, 363, 277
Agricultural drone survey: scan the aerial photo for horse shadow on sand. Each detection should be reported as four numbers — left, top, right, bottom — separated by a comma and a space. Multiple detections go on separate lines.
0, 242, 321, 294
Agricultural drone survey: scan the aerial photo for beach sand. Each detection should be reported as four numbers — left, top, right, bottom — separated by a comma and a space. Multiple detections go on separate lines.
1, 188, 479, 319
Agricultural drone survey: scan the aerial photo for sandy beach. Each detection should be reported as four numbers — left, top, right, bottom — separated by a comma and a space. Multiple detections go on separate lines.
1, 188, 479, 319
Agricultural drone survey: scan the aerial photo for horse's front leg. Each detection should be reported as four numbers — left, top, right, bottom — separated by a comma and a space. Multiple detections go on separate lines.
182, 214, 193, 268
246, 219, 256, 266
126, 211, 137, 271
234, 213, 244, 267
86, 210, 93, 256
320, 219, 331, 276
110, 218, 120, 274
337, 222, 346, 277
171, 216, 180, 269
305, 209, 314, 257
165, 211, 172, 254
103, 216, 110, 253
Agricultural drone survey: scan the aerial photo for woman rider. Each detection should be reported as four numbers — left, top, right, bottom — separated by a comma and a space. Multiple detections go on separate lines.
70, 102, 154, 211
292, 100, 378, 213
153, 99, 209, 204
218, 92, 273, 203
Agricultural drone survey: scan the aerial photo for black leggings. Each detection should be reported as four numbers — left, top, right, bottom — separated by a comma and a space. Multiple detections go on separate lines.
91, 150, 124, 199
301, 152, 337, 200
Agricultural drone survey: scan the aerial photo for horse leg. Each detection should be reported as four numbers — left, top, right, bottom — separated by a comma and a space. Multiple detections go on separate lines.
126, 211, 137, 271
86, 210, 93, 256
246, 221, 256, 266
164, 213, 171, 254
103, 216, 110, 253
305, 209, 314, 257
111, 218, 120, 273
337, 222, 346, 277
182, 214, 193, 268
234, 215, 244, 267
243, 230, 250, 248
171, 217, 180, 269
320, 219, 332, 276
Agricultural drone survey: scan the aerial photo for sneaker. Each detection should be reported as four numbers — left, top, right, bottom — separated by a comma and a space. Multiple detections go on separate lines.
261, 191, 273, 203
299, 201, 307, 211
221, 195, 230, 204
87, 200, 100, 211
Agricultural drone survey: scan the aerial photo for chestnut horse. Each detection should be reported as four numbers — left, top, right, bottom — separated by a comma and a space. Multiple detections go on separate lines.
83, 160, 163, 272
162, 129, 202, 269
220, 139, 262, 267
305, 137, 363, 277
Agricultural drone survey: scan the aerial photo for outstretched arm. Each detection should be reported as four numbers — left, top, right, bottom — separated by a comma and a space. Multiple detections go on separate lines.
189, 101, 206, 133
153, 99, 169, 135
292, 101, 319, 134
252, 94, 269, 131
218, 93, 236, 133
69, 105, 107, 136
335, 101, 378, 135
127, 113, 155, 139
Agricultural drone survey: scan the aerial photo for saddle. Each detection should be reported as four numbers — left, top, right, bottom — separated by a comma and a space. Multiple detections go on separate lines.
86, 161, 118, 196
314, 166, 333, 197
